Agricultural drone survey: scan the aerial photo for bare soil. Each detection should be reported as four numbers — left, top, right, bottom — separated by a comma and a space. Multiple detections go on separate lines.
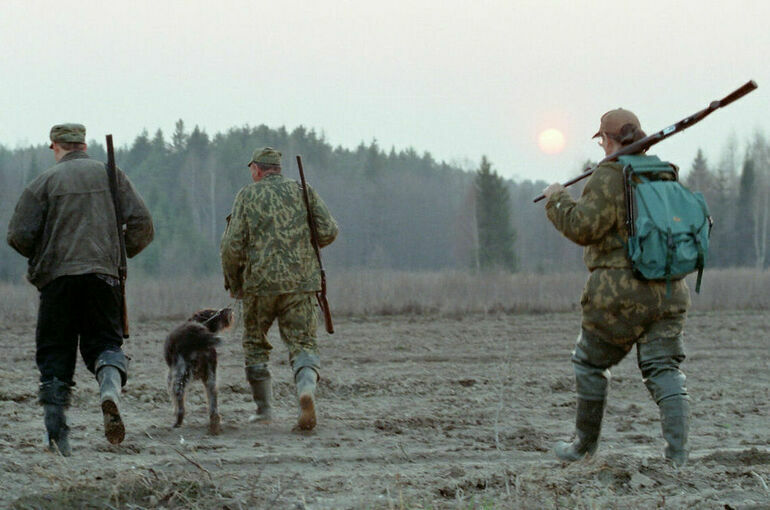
1, 310, 769, 509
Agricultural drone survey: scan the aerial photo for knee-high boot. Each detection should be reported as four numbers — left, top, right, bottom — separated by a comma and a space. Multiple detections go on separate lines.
95, 350, 128, 445
554, 398, 605, 461
554, 330, 628, 462
39, 378, 72, 456
246, 364, 273, 423
294, 367, 318, 431
659, 396, 690, 467
638, 336, 689, 467
292, 352, 321, 431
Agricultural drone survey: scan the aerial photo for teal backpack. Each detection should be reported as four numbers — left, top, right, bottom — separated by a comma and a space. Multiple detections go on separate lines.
618, 155, 712, 293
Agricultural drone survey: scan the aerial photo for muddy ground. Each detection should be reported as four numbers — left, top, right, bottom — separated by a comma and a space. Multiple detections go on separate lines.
1, 310, 769, 509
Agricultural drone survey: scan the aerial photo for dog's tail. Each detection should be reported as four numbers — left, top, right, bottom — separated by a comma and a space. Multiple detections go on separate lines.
164, 322, 222, 366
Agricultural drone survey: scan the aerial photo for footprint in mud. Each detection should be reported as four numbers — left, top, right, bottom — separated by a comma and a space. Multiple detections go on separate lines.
495, 426, 550, 452
0, 391, 35, 403
374, 415, 442, 435
701, 448, 770, 466
596, 465, 633, 490
94, 442, 142, 454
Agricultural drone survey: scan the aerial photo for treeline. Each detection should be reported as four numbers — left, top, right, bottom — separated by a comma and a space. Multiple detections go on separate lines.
0, 122, 768, 282
685, 136, 770, 269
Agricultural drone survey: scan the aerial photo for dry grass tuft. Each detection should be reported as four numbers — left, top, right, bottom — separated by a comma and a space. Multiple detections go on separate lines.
330, 270, 585, 316
688, 268, 770, 310
125, 276, 232, 321
0, 283, 37, 323
330, 268, 770, 315
11, 469, 226, 510
0, 268, 767, 324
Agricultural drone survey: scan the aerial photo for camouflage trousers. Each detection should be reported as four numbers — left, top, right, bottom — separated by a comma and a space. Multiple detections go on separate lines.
571, 328, 688, 403
581, 268, 690, 348
241, 292, 319, 369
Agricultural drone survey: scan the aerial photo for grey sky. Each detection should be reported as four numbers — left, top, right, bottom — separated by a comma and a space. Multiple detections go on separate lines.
2, 0, 767, 182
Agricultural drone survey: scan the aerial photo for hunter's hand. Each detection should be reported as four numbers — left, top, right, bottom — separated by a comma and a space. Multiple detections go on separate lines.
543, 183, 564, 199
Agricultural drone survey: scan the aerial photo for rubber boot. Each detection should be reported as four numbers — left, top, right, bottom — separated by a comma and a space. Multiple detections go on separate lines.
97, 366, 125, 444
95, 350, 128, 444
43, 404, 71, 456
659, 396, 690, 467
39, 378, 72, 456
295, 367, 318, 431
637, 336, 689, 467
245, 364, 273, 423
554, 398, 605, 461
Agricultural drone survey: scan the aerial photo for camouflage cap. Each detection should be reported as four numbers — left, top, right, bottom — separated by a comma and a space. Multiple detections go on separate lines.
50, 123, 86, 144
247, 147, 282, 167
592, 109, 641, 139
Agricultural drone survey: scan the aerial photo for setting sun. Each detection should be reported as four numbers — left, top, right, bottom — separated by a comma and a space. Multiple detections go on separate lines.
538, 128, 566, 154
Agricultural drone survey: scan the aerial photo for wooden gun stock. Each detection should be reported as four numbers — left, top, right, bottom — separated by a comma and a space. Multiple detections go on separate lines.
533, 80, 758, 203
317, 279, 333, 335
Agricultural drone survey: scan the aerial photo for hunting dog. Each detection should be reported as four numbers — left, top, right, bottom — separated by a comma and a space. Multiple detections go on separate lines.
164, 308, 233, 435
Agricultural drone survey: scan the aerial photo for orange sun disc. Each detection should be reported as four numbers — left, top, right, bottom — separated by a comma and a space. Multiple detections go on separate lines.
538, 128, 566, 154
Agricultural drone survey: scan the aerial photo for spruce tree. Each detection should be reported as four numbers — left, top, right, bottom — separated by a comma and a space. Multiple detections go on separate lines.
686, 149, 712, 192
474, 156, 517, 272
734, 157, 756, 267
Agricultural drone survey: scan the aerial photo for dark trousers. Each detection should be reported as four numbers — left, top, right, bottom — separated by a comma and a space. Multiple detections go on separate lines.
36, 274, 124, 385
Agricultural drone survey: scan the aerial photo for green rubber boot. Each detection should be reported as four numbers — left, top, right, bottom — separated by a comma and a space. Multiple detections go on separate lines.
95, 350, 128, 445
39, 378, 72, 457
637, 336, 689, 467
246, 364, 273, 423
659, 396, 690, 467
97, 366, 125, 444
295, 367, 318, 431
554, 398, 605, 461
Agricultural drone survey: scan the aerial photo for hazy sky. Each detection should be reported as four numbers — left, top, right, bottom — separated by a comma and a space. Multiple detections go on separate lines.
2, 0, 767, 182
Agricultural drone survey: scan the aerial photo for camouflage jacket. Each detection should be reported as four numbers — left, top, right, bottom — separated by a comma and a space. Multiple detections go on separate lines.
546, 160, 689, 345
220, 173, 338, 296
7, 151, 154, 289
545, 161, 630, 270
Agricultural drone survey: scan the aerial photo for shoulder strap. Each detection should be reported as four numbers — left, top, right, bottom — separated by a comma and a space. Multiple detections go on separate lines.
618, 154, 678, 179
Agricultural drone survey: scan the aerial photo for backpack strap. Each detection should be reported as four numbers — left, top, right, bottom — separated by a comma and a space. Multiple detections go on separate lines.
664, 228, 674, 297
691, 225, 705, 293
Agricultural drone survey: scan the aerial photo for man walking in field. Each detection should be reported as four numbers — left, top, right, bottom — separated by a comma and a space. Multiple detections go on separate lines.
541, 109, 691, 466
7, 124, 154, 455
221, 147, 338, 431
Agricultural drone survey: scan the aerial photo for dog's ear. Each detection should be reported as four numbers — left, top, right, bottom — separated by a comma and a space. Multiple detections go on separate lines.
189, 309, 217, 323
220, 308, 234, 327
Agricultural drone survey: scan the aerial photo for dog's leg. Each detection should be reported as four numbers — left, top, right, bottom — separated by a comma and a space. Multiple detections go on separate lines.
203, 361, 221, 435
170, 360, 189, 428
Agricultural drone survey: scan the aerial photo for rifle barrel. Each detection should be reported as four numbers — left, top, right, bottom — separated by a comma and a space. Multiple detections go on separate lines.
532, 80, 758, 203
106, 134, 130, 338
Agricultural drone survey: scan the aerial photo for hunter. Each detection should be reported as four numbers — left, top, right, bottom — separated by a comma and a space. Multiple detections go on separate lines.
542, 109, 691, 467
7, 123, 154, 455
221, 147, 338, 431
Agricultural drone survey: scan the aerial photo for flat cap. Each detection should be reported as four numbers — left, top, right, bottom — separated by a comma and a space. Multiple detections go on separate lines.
592, 109, 641, 139
50, 123, 86, 144
248, 147, 282, 167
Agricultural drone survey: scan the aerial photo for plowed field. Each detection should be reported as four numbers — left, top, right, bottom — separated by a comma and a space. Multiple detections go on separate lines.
1, 311, 769, 509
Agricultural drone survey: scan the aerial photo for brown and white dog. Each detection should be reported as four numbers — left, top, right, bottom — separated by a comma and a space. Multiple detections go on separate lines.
164, 308, 233, 435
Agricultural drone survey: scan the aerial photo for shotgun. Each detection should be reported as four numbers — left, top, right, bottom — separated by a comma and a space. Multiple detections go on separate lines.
296, 155, 334, 334
105, 134, 130, 338
533, 80, 758, 203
